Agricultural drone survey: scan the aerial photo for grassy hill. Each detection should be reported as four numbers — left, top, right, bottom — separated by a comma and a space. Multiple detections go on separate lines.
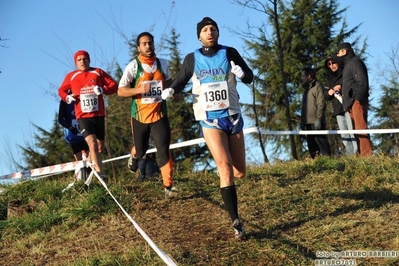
1, 155, 399, 265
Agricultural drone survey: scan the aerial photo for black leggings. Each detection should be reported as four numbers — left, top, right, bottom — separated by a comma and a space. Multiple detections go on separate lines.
132, 116, 171, 167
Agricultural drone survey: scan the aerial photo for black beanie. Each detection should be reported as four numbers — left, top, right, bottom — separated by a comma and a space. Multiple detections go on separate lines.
196, 17, 219, 38
337, 42, 352, 53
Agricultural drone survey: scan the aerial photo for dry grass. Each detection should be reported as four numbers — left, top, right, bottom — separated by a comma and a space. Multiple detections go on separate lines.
1, 155, 399, 265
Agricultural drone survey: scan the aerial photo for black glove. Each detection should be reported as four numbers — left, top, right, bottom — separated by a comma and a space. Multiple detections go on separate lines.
68, 126, 79, 135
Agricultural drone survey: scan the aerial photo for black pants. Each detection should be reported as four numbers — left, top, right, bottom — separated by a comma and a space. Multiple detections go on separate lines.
305, 124, 331, 159
132, 116, 171, 167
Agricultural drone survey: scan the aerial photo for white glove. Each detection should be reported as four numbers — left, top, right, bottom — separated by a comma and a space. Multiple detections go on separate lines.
230, 61, 245, 79
161, 88, 174, 100
66, 94, 76, 104
93, 85, 103, 95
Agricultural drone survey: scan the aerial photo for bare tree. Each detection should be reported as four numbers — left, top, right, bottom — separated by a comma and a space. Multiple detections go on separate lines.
371, 43, 399, 155
230, 0, 364, 161
0, 35, 10, 48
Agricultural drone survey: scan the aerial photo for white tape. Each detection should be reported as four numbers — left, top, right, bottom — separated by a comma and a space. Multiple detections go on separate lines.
102, 127, 261, 164
2, 127, 398, 180
260, 128, 399, 135
62, 154, 89, 192
0, 161, 80, 180
77, 160, 177, 265
84, 170, 94, 187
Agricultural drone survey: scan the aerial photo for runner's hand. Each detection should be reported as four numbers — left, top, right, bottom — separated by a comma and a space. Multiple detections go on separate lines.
230, 61, 245, 79
162, 88, 174, 100
66, 94, 76, 104
93, 85, 103, 95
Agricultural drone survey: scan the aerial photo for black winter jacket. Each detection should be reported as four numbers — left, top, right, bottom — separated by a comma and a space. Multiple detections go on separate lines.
324, 56, 345, 116
340, 52, 370, 112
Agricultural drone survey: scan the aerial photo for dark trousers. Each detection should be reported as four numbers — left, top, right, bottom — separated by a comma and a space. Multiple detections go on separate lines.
132, 116, 171, 167
305, 124, 331, 159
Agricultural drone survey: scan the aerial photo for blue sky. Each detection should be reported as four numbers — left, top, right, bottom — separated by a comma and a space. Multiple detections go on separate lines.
0, 0, 398, 177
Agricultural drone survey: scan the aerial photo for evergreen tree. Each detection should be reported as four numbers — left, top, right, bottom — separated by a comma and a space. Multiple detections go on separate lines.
372, 46, 399, 155
372, 81, 399, 155
18, 114, 73, 170
235, 0, 363, 160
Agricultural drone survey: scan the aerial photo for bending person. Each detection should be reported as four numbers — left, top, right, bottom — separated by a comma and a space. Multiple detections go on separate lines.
58, 96, 89, 161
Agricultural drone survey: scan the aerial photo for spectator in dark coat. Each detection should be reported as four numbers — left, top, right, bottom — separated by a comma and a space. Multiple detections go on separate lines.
324, 55, 357, 155
336, 42, 372, 156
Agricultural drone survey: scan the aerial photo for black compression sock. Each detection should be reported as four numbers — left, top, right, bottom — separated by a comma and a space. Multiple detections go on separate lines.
221, 185, 239, 222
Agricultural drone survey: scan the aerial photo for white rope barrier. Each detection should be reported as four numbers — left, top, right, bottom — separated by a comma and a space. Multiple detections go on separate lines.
259, 128, 399, 135
1, 127, 398, 180
101, 127, 260, 164
85, 161, 177, 266
0, 161, 80, 181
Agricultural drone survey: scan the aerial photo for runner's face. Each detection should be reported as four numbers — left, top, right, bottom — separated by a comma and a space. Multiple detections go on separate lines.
199, 25, 219, 47
138, 35, 155, 57
75, 55, 90, 71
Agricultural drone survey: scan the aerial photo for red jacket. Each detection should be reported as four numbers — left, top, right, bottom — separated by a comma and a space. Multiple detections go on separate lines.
58, 68, 117, 119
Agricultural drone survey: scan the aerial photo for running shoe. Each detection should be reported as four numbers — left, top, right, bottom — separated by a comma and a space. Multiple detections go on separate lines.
164, 186, 178, 199
232, 218, 246, 241
128, 156, 139, 173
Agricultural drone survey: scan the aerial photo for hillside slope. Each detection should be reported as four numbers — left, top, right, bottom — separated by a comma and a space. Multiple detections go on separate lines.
1, 156, 399, 265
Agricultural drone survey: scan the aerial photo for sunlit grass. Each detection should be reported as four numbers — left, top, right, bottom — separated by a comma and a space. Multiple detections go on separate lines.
1, 155, 399, 265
